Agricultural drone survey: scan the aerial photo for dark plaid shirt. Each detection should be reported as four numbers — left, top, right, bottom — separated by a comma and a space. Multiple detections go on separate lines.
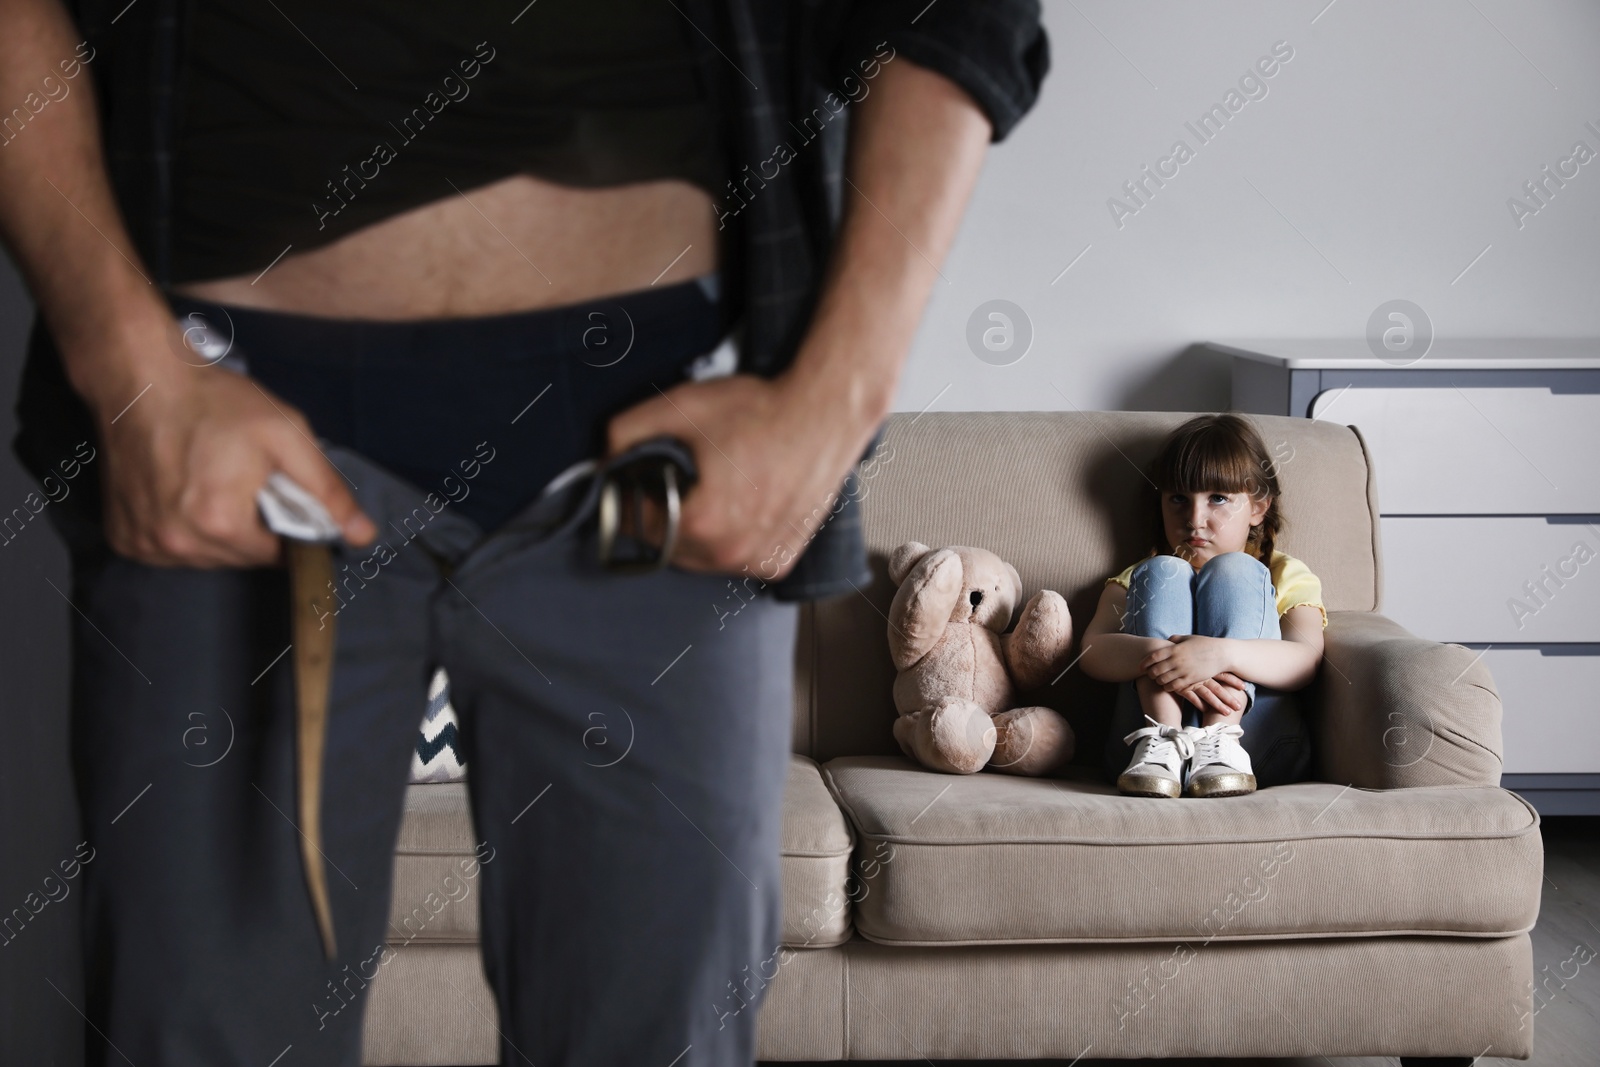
40, 0, 1049, 600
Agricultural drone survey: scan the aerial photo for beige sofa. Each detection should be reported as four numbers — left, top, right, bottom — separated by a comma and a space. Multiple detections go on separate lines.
361, 410, 1543, 1065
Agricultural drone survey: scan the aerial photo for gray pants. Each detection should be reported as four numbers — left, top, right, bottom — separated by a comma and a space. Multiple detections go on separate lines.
68, 438, 799, 1065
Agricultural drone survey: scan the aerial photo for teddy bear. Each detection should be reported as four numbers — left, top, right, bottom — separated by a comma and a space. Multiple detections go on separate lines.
886, 541, 1077, 776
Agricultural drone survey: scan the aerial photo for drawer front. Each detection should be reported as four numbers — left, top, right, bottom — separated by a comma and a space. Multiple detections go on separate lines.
1311, 386, 1600, 513
1381, 517, 1600, 642
1480, 646, 1600, 774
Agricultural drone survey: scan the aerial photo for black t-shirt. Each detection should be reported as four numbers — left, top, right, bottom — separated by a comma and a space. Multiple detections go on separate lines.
171, 0, 724, 283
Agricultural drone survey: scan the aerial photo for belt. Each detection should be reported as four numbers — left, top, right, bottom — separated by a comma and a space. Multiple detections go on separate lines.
286, 539, 339, 958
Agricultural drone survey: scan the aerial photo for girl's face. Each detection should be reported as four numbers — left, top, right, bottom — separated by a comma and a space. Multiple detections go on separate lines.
1161, 487, 1269, 567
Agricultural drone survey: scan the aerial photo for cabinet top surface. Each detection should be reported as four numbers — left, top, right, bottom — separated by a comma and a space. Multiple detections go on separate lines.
1207, 338, 1600, 370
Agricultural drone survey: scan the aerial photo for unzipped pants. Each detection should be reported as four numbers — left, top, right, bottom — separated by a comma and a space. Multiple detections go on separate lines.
65, 434, 800, 1066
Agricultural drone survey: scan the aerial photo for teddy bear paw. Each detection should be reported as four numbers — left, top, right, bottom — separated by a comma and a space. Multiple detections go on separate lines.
989, 706, 1075, 777
1005, 590, 1076, 691
900, 698, 995, 775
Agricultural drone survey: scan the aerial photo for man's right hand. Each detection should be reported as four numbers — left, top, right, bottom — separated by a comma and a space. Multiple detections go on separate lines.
0, 0, 378, 569
89, 334, 376, 568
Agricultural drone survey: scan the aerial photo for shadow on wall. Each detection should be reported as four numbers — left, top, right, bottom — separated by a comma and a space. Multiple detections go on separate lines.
1118, 344, 1236, 414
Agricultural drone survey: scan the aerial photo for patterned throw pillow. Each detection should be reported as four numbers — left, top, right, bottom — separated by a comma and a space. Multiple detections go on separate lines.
410, 666, 467, 783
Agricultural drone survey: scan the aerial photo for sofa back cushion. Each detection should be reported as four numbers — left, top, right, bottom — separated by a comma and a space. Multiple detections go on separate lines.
790, 410, 1380, 762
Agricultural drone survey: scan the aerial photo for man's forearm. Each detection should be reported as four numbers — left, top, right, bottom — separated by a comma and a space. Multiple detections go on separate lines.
0, 0, 176, 415
779, 53, 993, 441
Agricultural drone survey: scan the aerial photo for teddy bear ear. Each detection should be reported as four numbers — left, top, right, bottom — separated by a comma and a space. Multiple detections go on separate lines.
888, 541, 933, 586
1005, 561, 1023, 603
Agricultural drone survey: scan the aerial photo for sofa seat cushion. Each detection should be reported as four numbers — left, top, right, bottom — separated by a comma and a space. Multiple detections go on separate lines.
387, 782, 488, 945
779, 754, 857, 947
387, 754, 856, 947
820, 755, 1542, 945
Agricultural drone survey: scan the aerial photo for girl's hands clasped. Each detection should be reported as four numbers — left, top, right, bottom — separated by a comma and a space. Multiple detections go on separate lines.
1141, 635, 1248, 715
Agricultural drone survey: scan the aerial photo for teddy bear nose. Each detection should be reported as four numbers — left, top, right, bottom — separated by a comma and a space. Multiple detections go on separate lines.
969, 590, 983, 608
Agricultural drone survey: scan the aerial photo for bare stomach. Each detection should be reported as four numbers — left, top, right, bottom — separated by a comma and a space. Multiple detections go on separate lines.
171, 173, 720, 320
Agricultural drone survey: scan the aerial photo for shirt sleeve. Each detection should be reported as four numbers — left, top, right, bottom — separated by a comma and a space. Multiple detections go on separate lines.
826, 0, 1050, 143
1104, 561, 1137, 589
1274, 554, 1328, 630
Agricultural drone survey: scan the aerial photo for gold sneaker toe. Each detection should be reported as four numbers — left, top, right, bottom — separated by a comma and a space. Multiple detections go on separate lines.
1117, 769, 1182, 798
1185, 769, 1257, 798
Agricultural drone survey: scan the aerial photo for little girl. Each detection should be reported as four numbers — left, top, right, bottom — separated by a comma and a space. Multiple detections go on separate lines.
1080, 414, 1327, 798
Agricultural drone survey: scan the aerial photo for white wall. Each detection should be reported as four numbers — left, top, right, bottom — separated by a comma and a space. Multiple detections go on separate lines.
903, 0, 1600, 415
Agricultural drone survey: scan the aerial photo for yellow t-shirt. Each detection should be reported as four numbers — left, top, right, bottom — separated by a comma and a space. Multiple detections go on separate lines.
1104, 549, 1328, 630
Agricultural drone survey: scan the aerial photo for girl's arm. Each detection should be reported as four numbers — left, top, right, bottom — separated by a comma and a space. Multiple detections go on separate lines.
1144, 605, 1325, 694
1078, 583, 1165, 682
1079, 583, 1249, 715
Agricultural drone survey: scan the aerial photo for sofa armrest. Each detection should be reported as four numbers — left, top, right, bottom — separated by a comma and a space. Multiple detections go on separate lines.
1311, 611, 1503, 788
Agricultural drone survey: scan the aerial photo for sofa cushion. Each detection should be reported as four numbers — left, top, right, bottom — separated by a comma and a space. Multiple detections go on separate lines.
821, 755, 1542, 945
388, 782, 486, 945
779, 754, 857, 947
387, 754, 855, 947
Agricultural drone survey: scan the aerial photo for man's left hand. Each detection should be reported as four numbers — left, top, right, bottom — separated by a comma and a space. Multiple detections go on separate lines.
604, 368, 877, 583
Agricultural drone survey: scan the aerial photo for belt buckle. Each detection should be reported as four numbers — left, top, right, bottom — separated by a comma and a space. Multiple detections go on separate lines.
597, 454, 686, 574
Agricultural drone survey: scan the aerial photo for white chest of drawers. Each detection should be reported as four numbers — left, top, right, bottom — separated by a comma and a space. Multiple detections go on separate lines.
1212, 338, 1600, 813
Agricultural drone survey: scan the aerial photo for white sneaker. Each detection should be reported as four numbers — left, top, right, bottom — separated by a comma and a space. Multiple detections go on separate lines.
1184, 722, 1257, 797
1117, 716, 1201, 798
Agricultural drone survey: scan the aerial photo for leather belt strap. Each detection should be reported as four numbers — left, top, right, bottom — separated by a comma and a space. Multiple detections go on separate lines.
286, 538, 339, 960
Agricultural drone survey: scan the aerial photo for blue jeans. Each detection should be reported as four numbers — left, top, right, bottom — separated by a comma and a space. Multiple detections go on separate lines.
1101, 552, 1312, 787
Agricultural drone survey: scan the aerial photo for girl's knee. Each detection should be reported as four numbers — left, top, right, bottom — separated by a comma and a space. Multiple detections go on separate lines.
1127, 555, 1193, 616
1200, 550, 1269, 580
1132, 554, 1191, 584
1195, 552, 1274, 617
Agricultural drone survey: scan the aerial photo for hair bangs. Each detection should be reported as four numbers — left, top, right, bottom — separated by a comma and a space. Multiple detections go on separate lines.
1155, 430, 1267, 498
